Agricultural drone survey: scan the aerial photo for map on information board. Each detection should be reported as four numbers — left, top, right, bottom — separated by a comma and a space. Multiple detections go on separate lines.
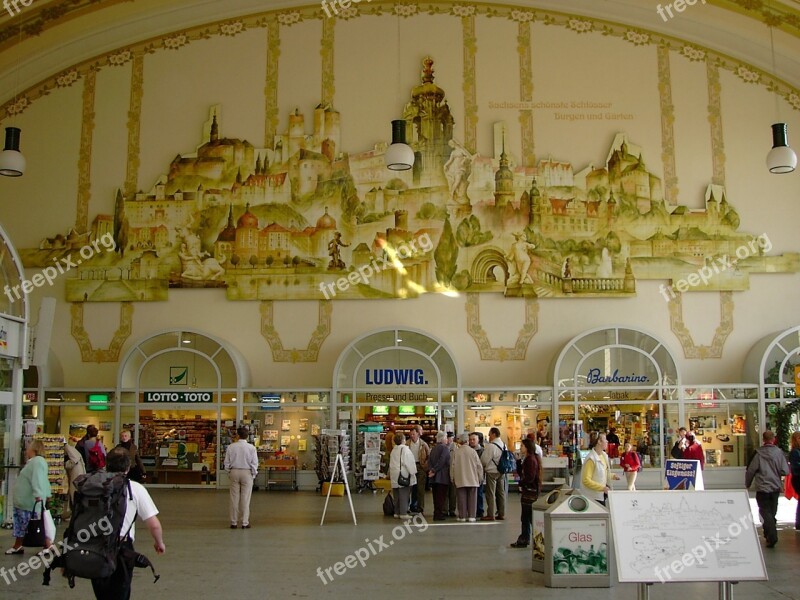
608, 491, 766, 583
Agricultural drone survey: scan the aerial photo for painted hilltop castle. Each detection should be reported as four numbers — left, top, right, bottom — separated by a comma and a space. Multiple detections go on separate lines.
19, 57, 798, 301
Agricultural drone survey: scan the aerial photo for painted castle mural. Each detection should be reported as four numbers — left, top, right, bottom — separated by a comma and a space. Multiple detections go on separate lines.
20, 57, 799, 302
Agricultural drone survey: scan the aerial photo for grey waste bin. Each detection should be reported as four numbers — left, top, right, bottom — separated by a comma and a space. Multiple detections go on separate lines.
544, 494, 614, 588
531, 487, 571, 573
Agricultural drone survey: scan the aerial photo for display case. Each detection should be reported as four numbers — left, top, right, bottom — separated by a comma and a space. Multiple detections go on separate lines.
34, 433, 67, 521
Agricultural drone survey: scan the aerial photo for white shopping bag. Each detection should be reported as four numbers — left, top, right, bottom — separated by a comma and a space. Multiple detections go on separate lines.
43, 509, 56, 541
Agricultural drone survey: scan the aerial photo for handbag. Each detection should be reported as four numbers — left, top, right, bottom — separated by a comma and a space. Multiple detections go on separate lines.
22, 500, 46, 547
397, 450, 411, 487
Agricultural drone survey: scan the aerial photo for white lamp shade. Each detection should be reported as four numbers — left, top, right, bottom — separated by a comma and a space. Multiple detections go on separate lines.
766, 145, 797, 174
385, 143, 414, 171
767, 123, 796, 174
0, 149, 25, 177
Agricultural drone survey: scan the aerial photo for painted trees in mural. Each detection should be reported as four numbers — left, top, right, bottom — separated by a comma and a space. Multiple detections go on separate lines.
18, 57, 799, 302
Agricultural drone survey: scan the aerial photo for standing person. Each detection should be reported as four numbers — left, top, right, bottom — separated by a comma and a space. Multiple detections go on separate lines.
427, 431, 451, 521
408, 425, 430, 515
90, 446, 166, 600
223, 426, 258, 529
580, 433, 619, 506
468, 432, 486, 518
671, 427, 687, 459
451, 433, 483, 522
481, 427, 507, 521
389, 432, 416, 519
83, 425, 107, 473
619, 442, 641, 490
682, 432, 705, 469
790, 431, 800, 530
606, 428, 620, 446
510, 438, 540, 548
383, 424, 396, 470
64, 442, 86, 518
117, 430, 146, 483
745, 430, 789, 548
446, 431, 457, 517
5, 440, 52, 555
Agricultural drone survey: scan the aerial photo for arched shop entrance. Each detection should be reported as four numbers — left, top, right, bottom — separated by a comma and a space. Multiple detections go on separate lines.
332, 328, 460, 464
117, 329, 249, 487
553, 326, 680, 488
745, 326, 800, 444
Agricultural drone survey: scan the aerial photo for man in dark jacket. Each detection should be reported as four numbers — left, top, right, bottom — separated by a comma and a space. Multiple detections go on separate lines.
745, 430, 789, 548
427, 431, 451, 521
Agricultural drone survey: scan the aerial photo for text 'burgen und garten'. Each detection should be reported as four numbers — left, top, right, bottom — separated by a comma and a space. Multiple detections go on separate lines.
488, 101, 614, 109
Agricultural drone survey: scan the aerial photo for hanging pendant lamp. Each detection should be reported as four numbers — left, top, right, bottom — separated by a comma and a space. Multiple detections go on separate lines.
766, 123, 797, 174
0, 127, 25, 177
385, 119, 414, 171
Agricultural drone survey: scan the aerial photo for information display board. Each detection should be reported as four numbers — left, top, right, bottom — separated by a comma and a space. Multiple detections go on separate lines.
608, 490, 766, 583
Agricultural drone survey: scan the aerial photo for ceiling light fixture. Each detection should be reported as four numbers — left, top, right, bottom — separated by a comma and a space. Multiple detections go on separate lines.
0, 25, 25, 177
0, 127, 25, 177
385, 16, 414, 171
386, 120, 414, 171
765, 8, 796, 174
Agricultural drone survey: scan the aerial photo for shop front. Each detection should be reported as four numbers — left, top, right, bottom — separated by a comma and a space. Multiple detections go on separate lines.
553, 326, 763, 488
117, 330, 246, 488
553, 326, 680, 489
332, 328, 460, 472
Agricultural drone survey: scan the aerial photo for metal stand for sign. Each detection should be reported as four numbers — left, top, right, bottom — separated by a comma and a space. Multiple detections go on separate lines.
637, 583, 651, 600
637, 581, 737, 600
320, 453, 357, 526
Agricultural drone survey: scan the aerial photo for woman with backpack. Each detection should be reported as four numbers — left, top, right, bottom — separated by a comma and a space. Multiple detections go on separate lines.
6, 440, 52, 555
83, 425, 107, 473
619, 442, 641, 490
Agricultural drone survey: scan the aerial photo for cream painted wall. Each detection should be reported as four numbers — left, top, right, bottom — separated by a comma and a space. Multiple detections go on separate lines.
2, 3, 799, 393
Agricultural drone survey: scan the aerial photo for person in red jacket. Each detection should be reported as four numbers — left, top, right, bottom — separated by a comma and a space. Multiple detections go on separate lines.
682, 431, 705, 469
619, 442, 641, 490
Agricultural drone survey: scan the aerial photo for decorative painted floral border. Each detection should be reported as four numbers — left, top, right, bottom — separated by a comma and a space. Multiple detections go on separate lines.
2, 0, 800, 55
2, 1, 799, 121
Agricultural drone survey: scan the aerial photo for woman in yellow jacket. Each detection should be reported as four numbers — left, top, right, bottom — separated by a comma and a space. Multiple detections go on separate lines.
580, 433, 620, 506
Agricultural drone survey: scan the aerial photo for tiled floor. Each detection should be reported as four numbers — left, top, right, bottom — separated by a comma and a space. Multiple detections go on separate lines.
1, 488, 798, 599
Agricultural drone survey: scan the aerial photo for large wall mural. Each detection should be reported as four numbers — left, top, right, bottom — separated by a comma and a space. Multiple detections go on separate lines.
19, 57, 799, 302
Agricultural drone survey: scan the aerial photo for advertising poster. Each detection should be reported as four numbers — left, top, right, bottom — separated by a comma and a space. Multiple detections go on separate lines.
550, 519, 608, 575
69, 424, 88, 441
664, 459, 704, 490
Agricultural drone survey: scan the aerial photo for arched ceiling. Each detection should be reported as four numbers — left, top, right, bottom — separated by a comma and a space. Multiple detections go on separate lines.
0, 0, 798, 107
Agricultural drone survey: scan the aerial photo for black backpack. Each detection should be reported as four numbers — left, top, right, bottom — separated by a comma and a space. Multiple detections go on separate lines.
63, 471, 133, 579
492, 442, 517, 474
42, 471, 159, 588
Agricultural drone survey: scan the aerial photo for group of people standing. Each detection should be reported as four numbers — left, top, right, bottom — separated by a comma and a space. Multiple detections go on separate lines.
388, 425, 549, 552
388, 426, 511, 524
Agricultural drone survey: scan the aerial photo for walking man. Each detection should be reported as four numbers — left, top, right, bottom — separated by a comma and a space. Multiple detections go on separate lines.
224, 426, 259, 529
92, 446, 165, 600
745, 430, 789, 548
481, 427, 507, 521
408, 424, 430, 515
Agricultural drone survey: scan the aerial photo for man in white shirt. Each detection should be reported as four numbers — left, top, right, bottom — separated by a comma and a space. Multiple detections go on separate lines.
224, 426, 259, 528
481, 427, 508, 521
91, 446, 165, 600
